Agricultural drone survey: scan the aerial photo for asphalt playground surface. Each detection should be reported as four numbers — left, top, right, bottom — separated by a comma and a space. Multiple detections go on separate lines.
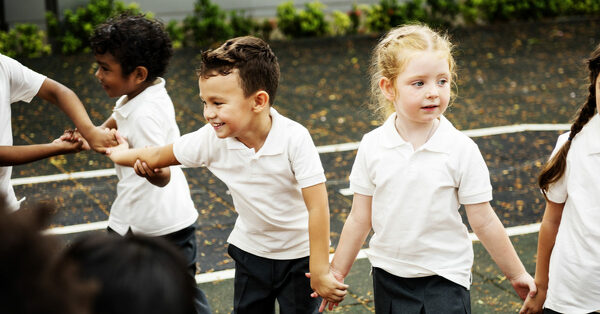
11, 17, 600, 312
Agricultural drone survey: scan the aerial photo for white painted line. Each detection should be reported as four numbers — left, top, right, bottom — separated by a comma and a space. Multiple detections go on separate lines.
11, 168, 116, 186
194, 222, 542, 284
12, 123, 570, 188
339, 188, 352, 196
43, 220, 108, 235
195, 268, 236, 284
462, 123, 570, 138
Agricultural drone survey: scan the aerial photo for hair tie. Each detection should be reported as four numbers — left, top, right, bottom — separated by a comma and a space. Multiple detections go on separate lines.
568, 134, 574, 141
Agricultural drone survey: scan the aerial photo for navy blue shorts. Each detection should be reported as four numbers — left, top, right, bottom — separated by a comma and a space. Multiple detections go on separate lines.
372, 267, 471, 313
228, 244, 320, 314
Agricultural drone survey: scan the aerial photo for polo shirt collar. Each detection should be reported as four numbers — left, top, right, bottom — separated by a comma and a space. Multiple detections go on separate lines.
381, 113, 453, 153
584, 113, 600, 155
113, 78, 165, 119
225, 107, 285, 156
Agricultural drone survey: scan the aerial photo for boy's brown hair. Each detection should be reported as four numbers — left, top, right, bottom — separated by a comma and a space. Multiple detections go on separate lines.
199, 36, 280, 105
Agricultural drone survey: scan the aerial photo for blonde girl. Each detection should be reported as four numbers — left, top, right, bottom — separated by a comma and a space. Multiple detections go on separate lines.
520, 45, 600, 314
321, 24, 535, 313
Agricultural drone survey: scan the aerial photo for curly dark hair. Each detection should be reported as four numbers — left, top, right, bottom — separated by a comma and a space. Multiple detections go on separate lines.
199, 36, 280, 105
90, 13, 173, 81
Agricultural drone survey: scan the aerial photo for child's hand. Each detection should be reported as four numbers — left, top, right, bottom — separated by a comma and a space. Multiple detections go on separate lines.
134, 159, 163, 179
60, 129, 90, 150
509, 271, 536, 301
52, 131, 86, 154
105, 132, 129, 157
306, 267, 348, 312
86, 126, 118, 153
519, 286, 546, 314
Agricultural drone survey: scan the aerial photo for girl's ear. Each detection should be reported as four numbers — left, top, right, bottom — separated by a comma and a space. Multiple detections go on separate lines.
133, 66, 149, 84
252, 91, 270, 113
379, 77, 396, 101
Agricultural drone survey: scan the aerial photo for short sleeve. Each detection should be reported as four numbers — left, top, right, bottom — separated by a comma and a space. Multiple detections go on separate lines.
1, 54, 46, 103
457, 140, 493, 204
349, 136, 375, 196
545, 133, 569, 203
173, 124, 212, 168
289, 127, 325, 188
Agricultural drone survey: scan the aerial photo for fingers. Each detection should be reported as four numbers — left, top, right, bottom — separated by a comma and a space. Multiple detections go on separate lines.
318, 299, 327, 312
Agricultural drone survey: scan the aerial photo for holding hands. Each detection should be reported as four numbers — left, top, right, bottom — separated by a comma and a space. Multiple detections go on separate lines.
306, 266, 348, 312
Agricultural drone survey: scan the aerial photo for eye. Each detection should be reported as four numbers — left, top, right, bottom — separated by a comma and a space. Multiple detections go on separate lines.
438, 78, 449, 86
214, 102, 223, 106
413, 81, 424, 87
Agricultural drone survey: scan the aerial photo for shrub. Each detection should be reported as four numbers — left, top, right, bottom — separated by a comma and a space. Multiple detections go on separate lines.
46, 0, 147, 55
0, 24, 51, 58
166, 20, 184, 50
229, 10, 257, 38
331, 11, 352, 36
182, 0, 233, 47
276, 1, 328, 38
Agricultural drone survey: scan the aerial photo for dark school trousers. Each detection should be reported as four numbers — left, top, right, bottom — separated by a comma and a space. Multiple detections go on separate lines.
227, 244, 321, 314
372, 267, 471, 314
108, 224, 211, 314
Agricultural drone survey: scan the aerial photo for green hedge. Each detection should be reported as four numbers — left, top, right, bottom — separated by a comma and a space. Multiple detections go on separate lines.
2, 0, 599, 58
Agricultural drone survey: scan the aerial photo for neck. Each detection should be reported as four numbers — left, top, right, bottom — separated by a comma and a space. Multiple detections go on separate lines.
126, 81, 154, 100
237, 111, 272, 152
395, 116, 439, 149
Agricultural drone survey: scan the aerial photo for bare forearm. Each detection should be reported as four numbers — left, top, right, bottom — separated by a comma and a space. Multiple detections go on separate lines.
0, 144, 68, 166
331, 214, 371, 277
534, 211, 561, 289
39, 79, 95, 135
474, 215, 526, 278
308, 205, 331, 276
110, 146, 174, 168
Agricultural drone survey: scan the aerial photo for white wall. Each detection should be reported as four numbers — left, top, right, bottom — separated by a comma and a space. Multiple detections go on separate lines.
3, 0, 381, 29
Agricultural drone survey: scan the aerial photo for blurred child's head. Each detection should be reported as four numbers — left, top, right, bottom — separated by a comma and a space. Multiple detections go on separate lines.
198, 36, 280, 106
61, 233, 196, 314
0, 203, 95, 314
90, 13, 172, 98
369, 24, 456, 121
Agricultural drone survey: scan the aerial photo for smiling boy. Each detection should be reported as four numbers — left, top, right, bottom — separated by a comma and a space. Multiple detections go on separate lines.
107, 36, 347, 313
86, 14, 210, 313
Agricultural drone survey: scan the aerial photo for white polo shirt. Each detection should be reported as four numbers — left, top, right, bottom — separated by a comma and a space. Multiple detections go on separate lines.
544, 114, 600, 313
109, 78, 198, 236
0, 54, 46, 212
173, 107, 326, 259
350, 113, 492, 289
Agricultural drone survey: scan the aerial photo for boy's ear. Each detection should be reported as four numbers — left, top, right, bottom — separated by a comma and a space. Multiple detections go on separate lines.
379, 77, 396, 101
132, 66, 149, 84
252, 91, 270, 113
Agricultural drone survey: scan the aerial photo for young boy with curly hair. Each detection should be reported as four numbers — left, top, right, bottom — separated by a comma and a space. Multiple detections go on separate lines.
106, 36, 348, 313
84, 13, 210, 313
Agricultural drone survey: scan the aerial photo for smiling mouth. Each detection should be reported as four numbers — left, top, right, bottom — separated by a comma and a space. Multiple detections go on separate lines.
212, 122, 224, 128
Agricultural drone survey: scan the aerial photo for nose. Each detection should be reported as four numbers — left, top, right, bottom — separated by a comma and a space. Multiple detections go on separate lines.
203, 104, 215, 120
426, 84, 439, 98
94, 67, 101, 80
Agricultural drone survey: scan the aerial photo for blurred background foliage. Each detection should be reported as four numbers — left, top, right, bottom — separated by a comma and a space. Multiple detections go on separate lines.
1, 0, 600, 58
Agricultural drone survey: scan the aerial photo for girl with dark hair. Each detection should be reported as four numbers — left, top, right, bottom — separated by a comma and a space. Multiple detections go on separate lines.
520, 45, 600, 314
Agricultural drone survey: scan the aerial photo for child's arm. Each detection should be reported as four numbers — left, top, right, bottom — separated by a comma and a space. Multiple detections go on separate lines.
315, 193, 373, 311
520, 200, 564, 314
36, 78, 117, 153
106, 133, 180, 169
99, 118, 171, 187
466, 202, 536, 301
0, 132, 86, 166
302, 183, 348, 306
133, 160, 171, 187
